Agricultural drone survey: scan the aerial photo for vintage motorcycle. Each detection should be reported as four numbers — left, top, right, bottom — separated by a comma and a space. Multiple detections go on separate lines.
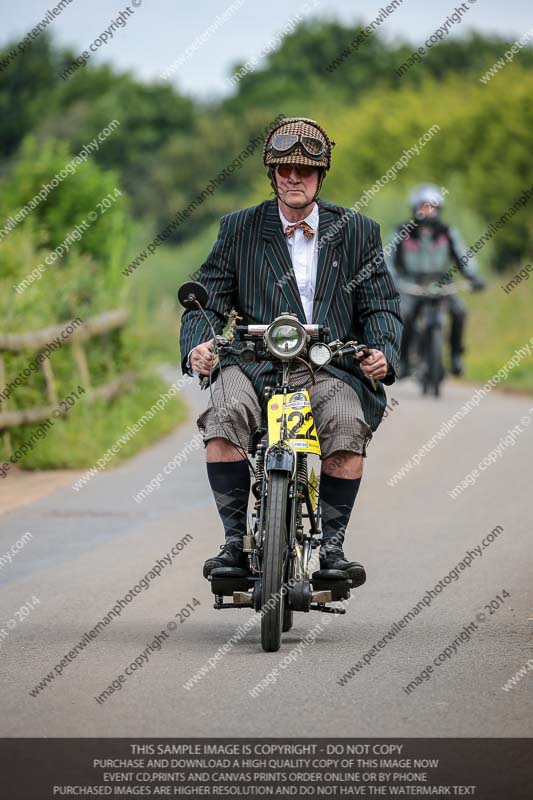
178, 281, 369, 652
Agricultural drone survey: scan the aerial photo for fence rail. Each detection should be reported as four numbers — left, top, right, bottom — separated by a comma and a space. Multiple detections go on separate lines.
0, 310, 135, 454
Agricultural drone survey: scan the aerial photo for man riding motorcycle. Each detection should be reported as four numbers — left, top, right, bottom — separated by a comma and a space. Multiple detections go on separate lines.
179, 117, 402, 586
388, 184, 485, 377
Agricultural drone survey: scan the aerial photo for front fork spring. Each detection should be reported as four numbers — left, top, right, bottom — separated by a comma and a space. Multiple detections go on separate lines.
295, 453, 308, 538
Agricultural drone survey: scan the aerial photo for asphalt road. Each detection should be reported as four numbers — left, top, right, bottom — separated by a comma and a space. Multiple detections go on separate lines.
1, 368, 532, 737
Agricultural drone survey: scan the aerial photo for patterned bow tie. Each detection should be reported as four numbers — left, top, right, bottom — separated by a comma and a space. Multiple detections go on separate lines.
284, 221, 315, 240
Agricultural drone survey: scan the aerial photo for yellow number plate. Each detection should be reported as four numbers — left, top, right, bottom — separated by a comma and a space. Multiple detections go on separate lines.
267, 390, 321, 455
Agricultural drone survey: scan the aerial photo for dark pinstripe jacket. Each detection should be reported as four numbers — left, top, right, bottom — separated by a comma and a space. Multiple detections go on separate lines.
179, 198, 402, 431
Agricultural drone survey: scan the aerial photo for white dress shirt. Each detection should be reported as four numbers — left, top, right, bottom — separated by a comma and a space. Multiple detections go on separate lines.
278, 202, 319, 324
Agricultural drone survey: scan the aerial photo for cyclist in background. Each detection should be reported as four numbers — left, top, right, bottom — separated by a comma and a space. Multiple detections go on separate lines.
388, 184, 485, 377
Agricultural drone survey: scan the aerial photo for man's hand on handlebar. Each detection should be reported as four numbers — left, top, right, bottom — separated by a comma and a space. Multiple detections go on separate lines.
190, 340, 219, 376
356, 348, 389, 381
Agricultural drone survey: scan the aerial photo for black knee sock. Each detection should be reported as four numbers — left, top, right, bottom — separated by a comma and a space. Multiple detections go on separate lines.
206, 460, 250, 544
319, 472, 361, 551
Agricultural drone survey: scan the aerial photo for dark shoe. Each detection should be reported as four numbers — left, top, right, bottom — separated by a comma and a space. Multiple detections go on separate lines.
319, 546, 366, 587
203, 539, 247, 579
450, 354, 463, 376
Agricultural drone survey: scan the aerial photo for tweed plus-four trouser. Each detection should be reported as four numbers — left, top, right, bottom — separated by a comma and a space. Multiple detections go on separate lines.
196, 364, 373, 458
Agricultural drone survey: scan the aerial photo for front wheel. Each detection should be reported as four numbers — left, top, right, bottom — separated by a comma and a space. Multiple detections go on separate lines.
282, 604, 293, 633
261, 470, 290, 652
427, 325, 444, 397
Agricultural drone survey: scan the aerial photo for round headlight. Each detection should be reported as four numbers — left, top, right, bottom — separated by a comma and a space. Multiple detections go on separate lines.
309, 342, 332, 366
264, 316, 307, 360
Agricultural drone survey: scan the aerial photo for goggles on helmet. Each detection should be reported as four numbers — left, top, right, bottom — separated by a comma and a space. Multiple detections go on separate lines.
270, 133, 326, 160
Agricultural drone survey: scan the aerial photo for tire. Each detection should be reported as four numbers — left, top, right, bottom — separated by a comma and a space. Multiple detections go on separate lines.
261, 470, 289, 652
428, 326, 444, 397
282, 604, 293, 633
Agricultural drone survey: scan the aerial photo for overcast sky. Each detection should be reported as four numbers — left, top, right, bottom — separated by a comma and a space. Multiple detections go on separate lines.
1, 0, 531, 98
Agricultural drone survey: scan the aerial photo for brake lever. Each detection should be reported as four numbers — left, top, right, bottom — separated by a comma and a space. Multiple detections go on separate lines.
198, 337, 237, 390
328, 341, 377, 391
352, 344, 377, 391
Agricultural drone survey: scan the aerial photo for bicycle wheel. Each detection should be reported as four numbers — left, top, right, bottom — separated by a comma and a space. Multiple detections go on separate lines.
428, 326, 444, 397
261, 470, 289, 652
